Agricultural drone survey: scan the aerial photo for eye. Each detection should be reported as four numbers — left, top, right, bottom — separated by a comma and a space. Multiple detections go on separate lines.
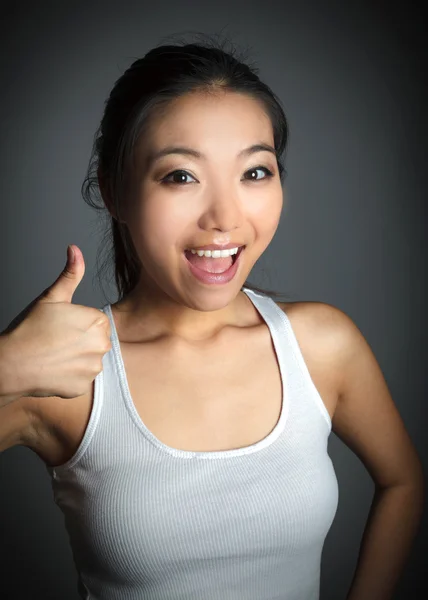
161, 170, 197, 185
243, 165, 274, 182
160, 165, 275, 186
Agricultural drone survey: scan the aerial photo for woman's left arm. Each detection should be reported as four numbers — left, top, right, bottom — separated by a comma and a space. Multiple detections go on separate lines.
328, 305, 425, 600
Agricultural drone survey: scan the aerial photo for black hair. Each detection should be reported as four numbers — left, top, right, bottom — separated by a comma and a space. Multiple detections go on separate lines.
82, 31, 294, 303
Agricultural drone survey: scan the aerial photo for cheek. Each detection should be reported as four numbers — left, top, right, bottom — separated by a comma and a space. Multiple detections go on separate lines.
130, 199, 188, 258
250, 191, 283, 235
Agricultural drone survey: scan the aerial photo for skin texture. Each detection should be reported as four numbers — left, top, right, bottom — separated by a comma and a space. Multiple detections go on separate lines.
104, 90, 284, 342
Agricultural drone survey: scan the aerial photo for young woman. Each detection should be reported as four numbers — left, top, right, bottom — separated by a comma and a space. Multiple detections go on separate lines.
0, 34, 424, 600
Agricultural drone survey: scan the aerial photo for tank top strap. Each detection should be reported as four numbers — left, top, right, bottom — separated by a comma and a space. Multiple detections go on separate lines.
242, 286, 306, 392
242, 287, 332, 430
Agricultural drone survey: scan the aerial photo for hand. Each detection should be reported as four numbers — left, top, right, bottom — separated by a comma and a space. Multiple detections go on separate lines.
0, 245, 112, 400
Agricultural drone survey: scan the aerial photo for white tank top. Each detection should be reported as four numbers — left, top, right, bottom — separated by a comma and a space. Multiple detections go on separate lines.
45, 286, 339, 599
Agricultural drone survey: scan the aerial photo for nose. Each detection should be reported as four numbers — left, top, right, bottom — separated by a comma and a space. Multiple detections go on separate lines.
198, 190, 244, 234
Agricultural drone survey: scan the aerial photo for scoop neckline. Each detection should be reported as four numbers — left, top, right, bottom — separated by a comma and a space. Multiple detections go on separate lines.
105, 287, 289, 460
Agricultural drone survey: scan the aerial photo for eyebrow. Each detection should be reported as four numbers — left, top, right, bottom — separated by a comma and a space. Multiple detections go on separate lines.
146, 142, 277, 167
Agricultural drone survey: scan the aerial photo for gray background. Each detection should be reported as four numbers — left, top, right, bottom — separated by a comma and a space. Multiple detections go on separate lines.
0, 1, 426, 598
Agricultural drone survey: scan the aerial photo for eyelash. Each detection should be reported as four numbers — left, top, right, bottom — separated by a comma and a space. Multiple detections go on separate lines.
160, 165, 274, 186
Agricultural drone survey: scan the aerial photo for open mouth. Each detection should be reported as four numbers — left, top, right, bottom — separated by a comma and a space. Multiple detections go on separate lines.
183, 245, 246, 283
233, 246, 245, 263
184, 246, 245, 261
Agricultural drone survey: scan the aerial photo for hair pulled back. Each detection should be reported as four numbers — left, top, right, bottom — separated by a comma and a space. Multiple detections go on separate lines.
82, 31, 291, 303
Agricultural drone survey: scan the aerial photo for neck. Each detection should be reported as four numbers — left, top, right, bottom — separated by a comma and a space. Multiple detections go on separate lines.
112, 279, 248, 343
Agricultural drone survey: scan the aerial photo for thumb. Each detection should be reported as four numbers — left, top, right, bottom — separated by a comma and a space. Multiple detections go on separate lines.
43, 245, 86, 304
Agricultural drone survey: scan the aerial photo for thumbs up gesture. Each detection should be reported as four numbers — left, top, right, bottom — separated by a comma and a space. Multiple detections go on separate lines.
0, 245, 112, 400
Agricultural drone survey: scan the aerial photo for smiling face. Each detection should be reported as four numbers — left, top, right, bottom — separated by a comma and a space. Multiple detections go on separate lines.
121, 90, 284, 313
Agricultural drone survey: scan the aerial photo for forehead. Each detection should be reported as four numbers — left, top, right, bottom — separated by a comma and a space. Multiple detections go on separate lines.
136, 91, 274, 163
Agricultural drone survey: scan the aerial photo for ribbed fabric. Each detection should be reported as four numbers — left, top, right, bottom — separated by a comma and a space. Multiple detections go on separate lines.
45, 287, 339, 600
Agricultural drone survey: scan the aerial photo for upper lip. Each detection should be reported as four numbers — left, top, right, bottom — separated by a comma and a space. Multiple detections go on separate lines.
186, 243, 245, 251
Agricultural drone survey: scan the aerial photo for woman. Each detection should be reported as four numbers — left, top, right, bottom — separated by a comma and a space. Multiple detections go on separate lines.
0, 34, 424, 600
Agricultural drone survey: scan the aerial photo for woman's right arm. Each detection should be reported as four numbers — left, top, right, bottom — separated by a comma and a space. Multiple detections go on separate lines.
0, 333, 28, 408
0, 245, 111, 455
0, 333, 38, 453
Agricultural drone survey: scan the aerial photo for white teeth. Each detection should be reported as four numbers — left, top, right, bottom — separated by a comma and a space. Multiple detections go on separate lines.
189, 247, 240, 258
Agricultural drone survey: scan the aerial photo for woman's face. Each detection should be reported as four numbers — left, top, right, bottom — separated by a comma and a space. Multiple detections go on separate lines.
124, 91, 284, 311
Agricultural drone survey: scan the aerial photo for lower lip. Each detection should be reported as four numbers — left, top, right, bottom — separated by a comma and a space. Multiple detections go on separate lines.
184, 247, 245, 285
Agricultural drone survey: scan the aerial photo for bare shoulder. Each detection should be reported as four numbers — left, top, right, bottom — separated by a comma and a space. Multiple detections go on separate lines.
275, 299, 356, 379
276, 300, 423, 488
276, 299, 353, 334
